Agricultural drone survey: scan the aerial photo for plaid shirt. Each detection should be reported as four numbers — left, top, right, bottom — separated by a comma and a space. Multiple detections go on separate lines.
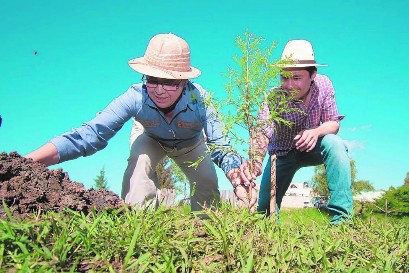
260, 74, 344, 156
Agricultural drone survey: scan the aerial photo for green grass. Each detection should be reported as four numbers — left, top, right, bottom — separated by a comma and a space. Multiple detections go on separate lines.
1, 203, 408, 272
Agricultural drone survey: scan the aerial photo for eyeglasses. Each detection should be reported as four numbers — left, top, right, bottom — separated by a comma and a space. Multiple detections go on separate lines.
141, 75, 183, 91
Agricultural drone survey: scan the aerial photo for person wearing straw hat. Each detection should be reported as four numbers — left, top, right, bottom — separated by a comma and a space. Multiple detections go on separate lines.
25, 33, 258, 212
251, 40, 353, 225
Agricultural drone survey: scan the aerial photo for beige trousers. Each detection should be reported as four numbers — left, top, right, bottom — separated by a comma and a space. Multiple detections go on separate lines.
122, 120, 220, 211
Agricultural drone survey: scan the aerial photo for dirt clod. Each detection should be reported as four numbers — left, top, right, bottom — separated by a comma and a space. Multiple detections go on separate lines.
0, 151, 125, 219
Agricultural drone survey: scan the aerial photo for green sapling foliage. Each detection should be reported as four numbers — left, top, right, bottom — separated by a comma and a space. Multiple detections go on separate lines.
202, 31, 297, 173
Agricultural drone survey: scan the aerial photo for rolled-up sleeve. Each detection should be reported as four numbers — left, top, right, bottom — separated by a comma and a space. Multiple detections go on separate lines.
50, 85, 142, 162
318, 75, 344, 123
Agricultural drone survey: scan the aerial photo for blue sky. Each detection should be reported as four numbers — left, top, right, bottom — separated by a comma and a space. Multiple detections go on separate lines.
1, 0, 408, 196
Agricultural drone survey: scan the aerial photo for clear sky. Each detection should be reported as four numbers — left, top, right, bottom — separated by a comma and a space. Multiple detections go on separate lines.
1, 0, 408, 197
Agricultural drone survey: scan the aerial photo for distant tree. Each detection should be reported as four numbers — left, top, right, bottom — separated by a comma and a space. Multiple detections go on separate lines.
156, 157, 173, 189
93, 167, 108, 189
311, 164, 329, 196
350, 159, 357, 183
311, 160, 374, 196
404, 172, 409, 186
171, 160, 190, 199
156, 157, 189, 199
373, 185, 409, 217
353, 180, 375, 194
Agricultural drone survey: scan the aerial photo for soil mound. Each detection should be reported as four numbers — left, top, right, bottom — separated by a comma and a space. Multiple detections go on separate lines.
0, 152, 125, 219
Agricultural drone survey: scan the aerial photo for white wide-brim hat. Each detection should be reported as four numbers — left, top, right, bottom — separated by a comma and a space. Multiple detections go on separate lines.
128, 33, 201, 79
280, 40, 327, 68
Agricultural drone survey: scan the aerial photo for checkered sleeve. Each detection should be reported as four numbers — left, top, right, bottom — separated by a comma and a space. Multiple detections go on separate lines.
317, 75, 344, 123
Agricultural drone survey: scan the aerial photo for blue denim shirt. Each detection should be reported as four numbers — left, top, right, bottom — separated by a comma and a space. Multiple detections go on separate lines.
50, 81, 242, 174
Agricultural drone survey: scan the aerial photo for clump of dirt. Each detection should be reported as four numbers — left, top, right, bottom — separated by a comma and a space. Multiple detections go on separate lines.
0, 151, 126, 219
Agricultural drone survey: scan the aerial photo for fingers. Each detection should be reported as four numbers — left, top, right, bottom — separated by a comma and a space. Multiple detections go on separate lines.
234, 185, 258, 213
294, 131, 317, 152
227, 168, 241, 186
248, 189, 258, 212
293, 134, 301, 141
228, 163, 260, 214
231, 160, 264, 185
228, 165, 257, 189
298, 136, 317, 152
241, 167, 255, 184
305, 138, 317, 152
240, 164, 251, 184
293, 130, 304, 143
294, 132, 307, 148
239, 162, 260, 183
235, 185, 250, 206
295, 138, 307, 150
296, 139, 308, 151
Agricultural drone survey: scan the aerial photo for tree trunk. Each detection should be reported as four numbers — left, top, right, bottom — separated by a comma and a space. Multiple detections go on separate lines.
270, 154, 277, 216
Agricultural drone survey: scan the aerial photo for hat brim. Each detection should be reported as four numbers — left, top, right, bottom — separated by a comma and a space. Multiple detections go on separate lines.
278, 63, 328, 68
128, 57, 201, 79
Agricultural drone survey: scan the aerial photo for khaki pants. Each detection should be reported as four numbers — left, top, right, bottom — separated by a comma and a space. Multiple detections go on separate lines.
122, 120, 220, 211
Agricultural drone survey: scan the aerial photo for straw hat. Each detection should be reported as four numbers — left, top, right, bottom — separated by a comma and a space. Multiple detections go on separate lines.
280, 40, 327, 68
128, 33, 201, 79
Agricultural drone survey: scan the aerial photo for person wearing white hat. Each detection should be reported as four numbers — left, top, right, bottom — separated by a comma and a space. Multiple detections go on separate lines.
251, 40, 353, 225
25, 33, 258, 212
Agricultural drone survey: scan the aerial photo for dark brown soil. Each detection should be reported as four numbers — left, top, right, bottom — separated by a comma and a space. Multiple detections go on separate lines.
0, 151, 125, 219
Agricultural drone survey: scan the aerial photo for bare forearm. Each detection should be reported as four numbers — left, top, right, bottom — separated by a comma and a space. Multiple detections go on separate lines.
315, 121, 340, 137
24, 143, 60, 166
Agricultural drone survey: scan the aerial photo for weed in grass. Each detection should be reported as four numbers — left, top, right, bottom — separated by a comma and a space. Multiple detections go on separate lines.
0, 203, 408, 272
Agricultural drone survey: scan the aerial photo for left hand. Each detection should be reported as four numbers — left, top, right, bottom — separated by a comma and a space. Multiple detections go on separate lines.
294, 128, 319, 152
234, 184, 258, 213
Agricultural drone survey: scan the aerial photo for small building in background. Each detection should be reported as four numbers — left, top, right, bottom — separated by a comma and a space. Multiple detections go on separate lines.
281, 182, 313, 208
